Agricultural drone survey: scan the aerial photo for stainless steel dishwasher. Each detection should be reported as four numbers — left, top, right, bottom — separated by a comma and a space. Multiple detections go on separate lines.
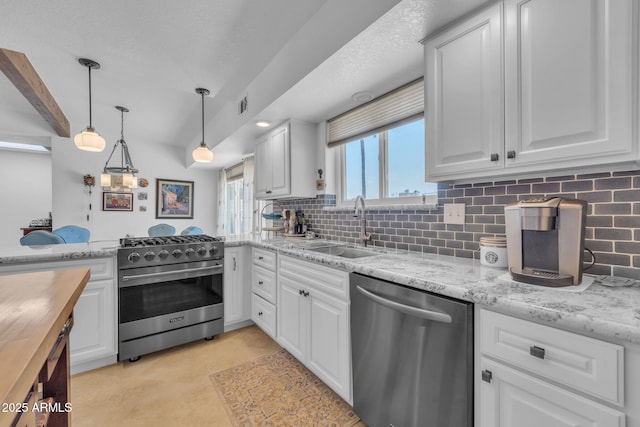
350, 273, 473, 427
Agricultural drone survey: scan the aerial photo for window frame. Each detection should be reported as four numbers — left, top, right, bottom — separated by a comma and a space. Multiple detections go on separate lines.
335, 118, 438, 208
224, 176, 244, 236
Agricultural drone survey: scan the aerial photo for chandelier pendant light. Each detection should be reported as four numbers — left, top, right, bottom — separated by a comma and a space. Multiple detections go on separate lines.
101, 106, 139, 189
74, 58, 106, 152
192, 87, 214, 163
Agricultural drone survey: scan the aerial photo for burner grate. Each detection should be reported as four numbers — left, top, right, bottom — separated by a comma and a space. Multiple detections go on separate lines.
119, 234, 222, 248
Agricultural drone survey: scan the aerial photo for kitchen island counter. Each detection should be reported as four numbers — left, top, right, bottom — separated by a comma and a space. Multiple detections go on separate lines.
229, 236, 640, 345
0, 268, 89, 426
0, 240, 118, 265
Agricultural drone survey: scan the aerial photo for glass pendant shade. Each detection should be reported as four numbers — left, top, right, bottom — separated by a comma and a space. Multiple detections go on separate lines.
75, 58, 105, 152
74, 127, 106, 152
193, 143, 214, 162
100, 172, 111, 187
122, 173, 135, 187
191, 88, 213, 163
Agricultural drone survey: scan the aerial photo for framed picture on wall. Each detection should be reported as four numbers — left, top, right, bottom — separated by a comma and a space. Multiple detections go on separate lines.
103, 192, 133, 211
156, 178, 194, 219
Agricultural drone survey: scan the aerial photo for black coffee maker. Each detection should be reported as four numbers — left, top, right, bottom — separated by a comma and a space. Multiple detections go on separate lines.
504, 197, 587, 287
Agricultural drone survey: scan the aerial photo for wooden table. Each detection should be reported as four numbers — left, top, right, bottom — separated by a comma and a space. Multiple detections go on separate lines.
0, 268, 89, 427
20, 227, 53, 236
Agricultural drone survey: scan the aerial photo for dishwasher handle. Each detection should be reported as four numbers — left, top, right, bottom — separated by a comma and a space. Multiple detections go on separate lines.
356, 285, 453, 324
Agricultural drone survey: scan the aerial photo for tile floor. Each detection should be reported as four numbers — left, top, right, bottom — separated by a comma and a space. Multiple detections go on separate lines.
70, 325, 365, 426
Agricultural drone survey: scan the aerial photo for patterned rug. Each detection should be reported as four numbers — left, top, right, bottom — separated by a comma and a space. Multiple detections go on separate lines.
210, 349, 360, 426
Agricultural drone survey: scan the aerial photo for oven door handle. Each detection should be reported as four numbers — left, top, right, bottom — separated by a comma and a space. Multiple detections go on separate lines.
121, 265, 223, 287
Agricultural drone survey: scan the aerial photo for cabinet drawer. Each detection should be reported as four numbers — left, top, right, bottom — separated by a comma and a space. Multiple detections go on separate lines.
252, 248, 276, 271
278, 255, 349, 299
252, 293, 276, 339
252, 265, 276, 304
480, 309, 624, 404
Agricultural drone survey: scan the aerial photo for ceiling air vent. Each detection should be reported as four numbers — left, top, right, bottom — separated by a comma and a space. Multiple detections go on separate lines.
238, 93, 248, 115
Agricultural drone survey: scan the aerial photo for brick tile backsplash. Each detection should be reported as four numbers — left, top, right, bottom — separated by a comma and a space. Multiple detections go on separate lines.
271, 171, 640, 279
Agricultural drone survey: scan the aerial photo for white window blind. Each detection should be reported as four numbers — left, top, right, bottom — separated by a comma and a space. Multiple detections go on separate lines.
225, 162, 244, 181
327, 78, 424, 147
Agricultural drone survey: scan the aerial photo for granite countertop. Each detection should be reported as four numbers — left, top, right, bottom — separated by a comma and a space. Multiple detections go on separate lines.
0, 240, 118, 264
228, 236, 640, 345
2, 235, 638, 345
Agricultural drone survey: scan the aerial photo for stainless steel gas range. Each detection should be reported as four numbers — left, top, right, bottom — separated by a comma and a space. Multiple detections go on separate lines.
117, 235, 224, 361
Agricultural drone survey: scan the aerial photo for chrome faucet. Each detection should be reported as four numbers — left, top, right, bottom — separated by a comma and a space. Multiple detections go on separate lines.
353, 195, 372, 247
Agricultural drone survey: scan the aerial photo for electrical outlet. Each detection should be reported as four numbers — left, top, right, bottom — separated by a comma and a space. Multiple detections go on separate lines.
443, 203, 465, 224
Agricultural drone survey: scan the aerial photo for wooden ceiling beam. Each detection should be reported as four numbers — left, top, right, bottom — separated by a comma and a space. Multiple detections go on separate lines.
0, 48, 70, 137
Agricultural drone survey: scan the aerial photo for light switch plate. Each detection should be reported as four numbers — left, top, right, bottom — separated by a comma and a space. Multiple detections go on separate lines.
443, 203, 465, 224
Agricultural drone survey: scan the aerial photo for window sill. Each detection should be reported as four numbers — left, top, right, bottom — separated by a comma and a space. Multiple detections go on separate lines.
323, 202, 438, 212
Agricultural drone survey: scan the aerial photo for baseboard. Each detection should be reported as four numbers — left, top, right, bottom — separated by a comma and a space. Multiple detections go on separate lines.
71, 354, 117, 375
223, 319, 254, 333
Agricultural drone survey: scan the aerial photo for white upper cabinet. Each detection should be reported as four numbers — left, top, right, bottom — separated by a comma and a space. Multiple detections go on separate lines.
425, 3, 504, 178
254, 120, 317, 200
425, 0, 637, 182
504, 0, 635, 169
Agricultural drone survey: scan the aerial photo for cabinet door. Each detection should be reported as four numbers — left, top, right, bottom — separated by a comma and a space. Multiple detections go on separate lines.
504, 0, 634, 168
224, 247, 245, 325
425, 2, 503, 180
269, 125, 290, 197
254, 137, 270, 198
276, 275, 306, 362
307, 291, 351, 404
70, 278, 116, 365
480, 358, 625, 427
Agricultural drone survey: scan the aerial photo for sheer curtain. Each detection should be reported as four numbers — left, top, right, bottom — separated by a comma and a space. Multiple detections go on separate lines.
215, 168, 227, 236
242, 156, 255, 235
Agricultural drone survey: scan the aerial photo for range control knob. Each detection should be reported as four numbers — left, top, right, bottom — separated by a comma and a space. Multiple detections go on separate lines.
144, 251, 156, 261
158, 250, 170, 259
209, 246, 219, 256
197, 247, 207, 256
128, 252, 141, 263
184, 248, 195, 257
171, 249, 183, 258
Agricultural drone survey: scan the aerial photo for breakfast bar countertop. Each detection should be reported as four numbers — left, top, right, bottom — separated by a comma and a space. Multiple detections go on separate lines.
0, 240, 118, 264
227, 236, 640, 346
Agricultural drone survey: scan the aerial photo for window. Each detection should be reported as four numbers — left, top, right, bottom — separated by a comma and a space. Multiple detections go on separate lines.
225, 177, 244, 235
340, 118, 437, 205
218, 158, 254, 236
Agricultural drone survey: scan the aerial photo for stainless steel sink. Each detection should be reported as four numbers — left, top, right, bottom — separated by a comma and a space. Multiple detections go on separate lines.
308, 245, 378, 258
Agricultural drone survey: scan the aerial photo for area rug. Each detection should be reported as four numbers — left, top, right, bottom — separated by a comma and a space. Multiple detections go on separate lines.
209, 349, 360, 426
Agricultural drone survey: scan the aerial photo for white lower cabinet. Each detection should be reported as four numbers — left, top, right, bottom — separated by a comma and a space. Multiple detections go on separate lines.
223, 246, 251, 331
251, 247, 277, 339
480, 358, 625, 427
0, 257, 118, 374
277, 255, 351, 404
477, 309, 625, 426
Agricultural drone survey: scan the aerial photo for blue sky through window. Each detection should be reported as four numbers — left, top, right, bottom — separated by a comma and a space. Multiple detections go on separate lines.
344, 119, 437, 201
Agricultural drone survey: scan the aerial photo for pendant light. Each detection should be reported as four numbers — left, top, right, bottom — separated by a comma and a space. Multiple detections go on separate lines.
74, 58, 106, 152
192, 87, 214, 163
101, 106, 139, 189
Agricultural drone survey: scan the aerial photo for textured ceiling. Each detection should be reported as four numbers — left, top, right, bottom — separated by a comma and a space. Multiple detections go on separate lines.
0, 0, 491, 168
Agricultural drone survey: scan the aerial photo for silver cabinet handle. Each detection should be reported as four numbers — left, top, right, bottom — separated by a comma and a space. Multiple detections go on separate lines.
355, 285, 452, 323
482, 370, 492, 383
507, 150, 516, 159
490, 153, 499, 161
